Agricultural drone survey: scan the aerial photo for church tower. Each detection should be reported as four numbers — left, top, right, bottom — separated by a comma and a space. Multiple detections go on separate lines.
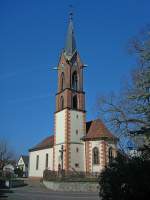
53, 13, 86, 172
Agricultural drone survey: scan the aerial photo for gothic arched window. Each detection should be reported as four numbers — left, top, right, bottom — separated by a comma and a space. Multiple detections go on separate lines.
108, 147, 113, 163
73, 95, 78, 109
93, 147, 99, 165
72, 71, 78, 90
60, 96, 64, 110
61, 72, 65, 91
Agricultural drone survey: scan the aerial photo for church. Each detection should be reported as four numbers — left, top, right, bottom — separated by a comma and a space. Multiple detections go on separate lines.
29, 14, 118, 179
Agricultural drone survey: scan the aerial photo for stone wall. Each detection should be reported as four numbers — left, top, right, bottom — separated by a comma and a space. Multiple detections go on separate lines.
43, 180, 99, 192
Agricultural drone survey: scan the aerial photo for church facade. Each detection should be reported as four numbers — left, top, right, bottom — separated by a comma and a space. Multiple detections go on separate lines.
29, 14, 118, 178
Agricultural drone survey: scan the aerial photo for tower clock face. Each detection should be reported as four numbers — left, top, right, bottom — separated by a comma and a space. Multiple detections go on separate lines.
61, 63, 64, 68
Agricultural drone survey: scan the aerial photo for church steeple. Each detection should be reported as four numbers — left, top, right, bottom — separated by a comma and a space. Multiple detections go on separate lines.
53, 13, 86, 173
64, 12, 77, 61
55, 13, 85, 113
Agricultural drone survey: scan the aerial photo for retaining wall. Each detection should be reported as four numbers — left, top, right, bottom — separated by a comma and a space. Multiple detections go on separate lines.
43, 180, 99, 192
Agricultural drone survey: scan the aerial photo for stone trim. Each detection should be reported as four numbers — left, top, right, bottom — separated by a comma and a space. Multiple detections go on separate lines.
82, 113, 86, 137
64, 110, 71, 171
88, 142, 92, 172
106, 143, 109, 165
100, 140, 107, 168
56, 88, 85, 96
82, 113, 86, 172
29, 146, 52, 152
55, 142, 84, 145
112, 147, 117, 158
85, 141, 89, 172
53, 114, 56, 171
55, 106, 86, 114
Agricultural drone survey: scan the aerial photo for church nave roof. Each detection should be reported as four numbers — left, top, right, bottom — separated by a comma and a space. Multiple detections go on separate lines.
29, 135, 54, 152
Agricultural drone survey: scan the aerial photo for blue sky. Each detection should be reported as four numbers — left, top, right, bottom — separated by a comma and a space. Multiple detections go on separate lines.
0, 0, 150, 156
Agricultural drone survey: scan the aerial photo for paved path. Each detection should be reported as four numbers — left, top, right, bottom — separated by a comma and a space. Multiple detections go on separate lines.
4, 180, 99, 200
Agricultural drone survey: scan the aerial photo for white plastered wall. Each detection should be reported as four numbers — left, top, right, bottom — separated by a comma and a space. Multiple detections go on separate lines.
90, 141, 103, 173
69, 110, 85, 171
70, 144, 85, 171
54, 110, 66, 170
18, 157, 26, 172
54, 109, 86, 171
54, 144, 63, 171
90, 140, 117, 173
105, 141, 117, 165
29, 148, 53, 178
55, 110, 66, 145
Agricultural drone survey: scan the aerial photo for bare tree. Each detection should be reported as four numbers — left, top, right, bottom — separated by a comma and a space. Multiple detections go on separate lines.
0, 139, 15, 170
97, 27, 150, 149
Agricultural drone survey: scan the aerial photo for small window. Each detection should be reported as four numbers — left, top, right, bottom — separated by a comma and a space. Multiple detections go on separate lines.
76, 147, 79, 152
73, 95, 78, 109
61, 72, 65, 91
76, 130, 78, 135
76, 115, 78, 119
60, 96, 64, 110
45, 153, 49, 169
36, 155, 39, 170
93, 147, 99, 165
75, 163, 79, 168
109, 147, 113, 163
72, 71, 78, 90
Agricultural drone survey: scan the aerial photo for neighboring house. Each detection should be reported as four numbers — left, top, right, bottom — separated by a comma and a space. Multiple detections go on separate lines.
3, 164, 15, 174
17, 155, 29, 177
29, 13, 118, 179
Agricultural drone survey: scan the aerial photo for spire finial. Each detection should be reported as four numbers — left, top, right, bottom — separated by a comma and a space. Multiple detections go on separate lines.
64, 5, 77, 60
69, 4, 73, 20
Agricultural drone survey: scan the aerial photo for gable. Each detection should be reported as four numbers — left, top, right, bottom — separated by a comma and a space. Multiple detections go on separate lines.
83, 119, 117, 141
18, 157, 25, 165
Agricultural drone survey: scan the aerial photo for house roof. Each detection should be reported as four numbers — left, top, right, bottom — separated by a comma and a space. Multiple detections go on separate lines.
29, 135, 54, 152
83, 119, 117, 141
21, 155, 29, 166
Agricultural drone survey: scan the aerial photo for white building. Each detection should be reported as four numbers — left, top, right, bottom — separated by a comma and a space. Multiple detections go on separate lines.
3, 164, 15, 174
29, 13, 118, 179
17, 155, 29, 177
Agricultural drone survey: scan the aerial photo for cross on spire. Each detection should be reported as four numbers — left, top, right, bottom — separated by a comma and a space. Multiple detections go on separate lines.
69, 4, 73, 20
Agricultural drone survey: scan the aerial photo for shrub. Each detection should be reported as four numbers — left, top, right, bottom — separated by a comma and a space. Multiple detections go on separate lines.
99, 154, 150, 200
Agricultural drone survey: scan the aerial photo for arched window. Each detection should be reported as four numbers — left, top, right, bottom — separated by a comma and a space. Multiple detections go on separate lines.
61, 73, 65, 91
108, 147, 113, 163
93, 147, 99, 164
60, 96, 64, 110
73, 95, 78, 109
72, 71, 78, 90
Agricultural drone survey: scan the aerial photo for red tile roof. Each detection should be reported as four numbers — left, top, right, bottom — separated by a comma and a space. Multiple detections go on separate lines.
84, 119, 116, 141
29, 135, 54, 152
29, 119, 117, 152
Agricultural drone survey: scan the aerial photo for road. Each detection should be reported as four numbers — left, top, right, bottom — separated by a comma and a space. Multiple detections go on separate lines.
3, 180, 99, 200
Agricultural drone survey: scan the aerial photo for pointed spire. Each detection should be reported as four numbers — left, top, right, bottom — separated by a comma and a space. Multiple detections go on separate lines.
64, 10, 77, 60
